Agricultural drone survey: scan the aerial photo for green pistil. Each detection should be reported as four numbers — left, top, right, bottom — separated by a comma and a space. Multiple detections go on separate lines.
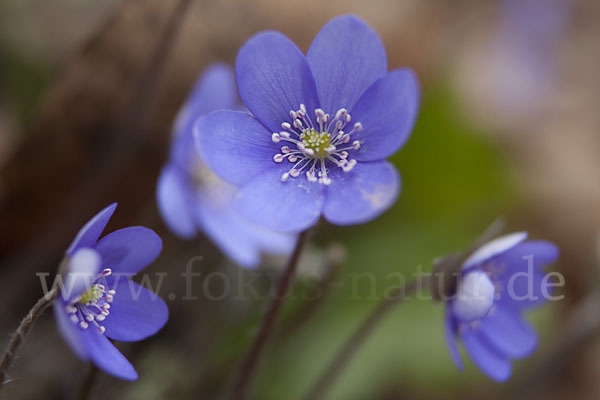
302, 129, 331, 159
78, 284, 103, 304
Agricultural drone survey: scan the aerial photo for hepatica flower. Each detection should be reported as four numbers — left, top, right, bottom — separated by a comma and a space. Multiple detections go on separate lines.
444, 232, 559, 381
157, 63, 294, 267
54, 204, 168, 380
195, 15, 419, 231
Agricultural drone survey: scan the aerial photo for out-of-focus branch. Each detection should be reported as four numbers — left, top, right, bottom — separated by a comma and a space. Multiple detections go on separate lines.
0, 0, 192, 317
277, 243, 345, 340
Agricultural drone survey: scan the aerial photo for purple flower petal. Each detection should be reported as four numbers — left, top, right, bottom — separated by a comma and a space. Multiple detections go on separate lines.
79, 328, 138, 380
198, 202, 262, 267
322, 161, 399, 225
103, 281, 168, 342
478, 305, 537, 358
461, 328, 512, 382
494, 240, 559, 310
463, 232, 528, 269
235, 165, 325, 232
62, 247, 102, 303
54, 302, 88, 360
197, 196, 294, 268
170, 63, 238, 168
156, 165, 197, 239
235, 31, 320, 133
66, 203, 117, 256
184, 63, 238, 118
94, 227, 162, 277
350, 69, 420, 161
307, 15, 387, 114
495, 240, 559, 270
498, 269, 548, 310
444, 308, 464, 371
194, 111, 279, 186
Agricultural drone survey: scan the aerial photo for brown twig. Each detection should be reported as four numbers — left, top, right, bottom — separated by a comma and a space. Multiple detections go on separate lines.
228, 229, 311, 400
1, 0, 194, 322
278, 244, 345, 340
303, 276, 431, 400
0, 286, 58, 395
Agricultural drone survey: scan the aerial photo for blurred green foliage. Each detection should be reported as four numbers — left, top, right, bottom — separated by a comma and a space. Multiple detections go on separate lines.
0, 44, 50, 128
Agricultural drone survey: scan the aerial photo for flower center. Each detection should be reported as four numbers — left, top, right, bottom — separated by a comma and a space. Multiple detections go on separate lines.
65, 268, 115, 334
302, 128, 332, 159
451, 270, 495, 322
271, 104, 362, 185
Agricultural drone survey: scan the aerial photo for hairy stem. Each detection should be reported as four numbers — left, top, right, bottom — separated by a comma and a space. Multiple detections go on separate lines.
304, 276, 431, 400
0, 286, 58, 394
228, 229, 310, 400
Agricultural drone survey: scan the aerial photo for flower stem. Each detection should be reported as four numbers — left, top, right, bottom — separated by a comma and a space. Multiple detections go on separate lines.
0, 286, 58, 394
303, 276, 431, 400
228, 229, 311, 400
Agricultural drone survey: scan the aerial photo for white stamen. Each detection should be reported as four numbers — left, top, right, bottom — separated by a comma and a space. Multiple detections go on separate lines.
335, 108, 347, 120
274, 106, 364, 185
66, 267, 117, 334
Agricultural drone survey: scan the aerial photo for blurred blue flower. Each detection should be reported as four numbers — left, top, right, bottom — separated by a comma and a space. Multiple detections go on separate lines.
444, 232, 559, 381
194, 15, 420, 232
156, 63, 295, 268
492, 0, 569, 118
54, 203, 168, 380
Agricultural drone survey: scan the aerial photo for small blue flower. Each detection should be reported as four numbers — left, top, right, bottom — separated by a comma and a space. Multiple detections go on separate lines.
444, 232, 559, 381
194, 15, 420, 232
156, 63, 295, 268
54, 203, 168, 380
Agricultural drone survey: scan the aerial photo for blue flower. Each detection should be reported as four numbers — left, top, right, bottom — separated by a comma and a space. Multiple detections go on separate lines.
157, 63, 295, 267
53, 203, 168, 380
444, 232, 559, 381
194, 15, 420, 232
